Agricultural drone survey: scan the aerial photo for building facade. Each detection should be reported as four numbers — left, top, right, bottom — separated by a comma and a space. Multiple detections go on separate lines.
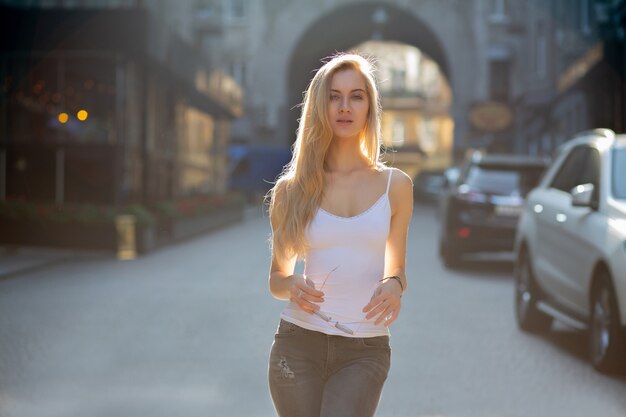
200, 0, 624, 167
197, 0, 493, 166
510, 0, 625, 156
2, 0, 623, 202
0, 0, 242, 207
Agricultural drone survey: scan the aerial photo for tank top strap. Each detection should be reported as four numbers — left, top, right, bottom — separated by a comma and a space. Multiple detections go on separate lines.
385, 168, 393, 195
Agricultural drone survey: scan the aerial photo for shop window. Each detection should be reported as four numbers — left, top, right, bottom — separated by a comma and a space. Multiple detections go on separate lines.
2, 54, 117, 145
179, 106, 216, 195
62, 57, 116, 143
3, 56, 62, 143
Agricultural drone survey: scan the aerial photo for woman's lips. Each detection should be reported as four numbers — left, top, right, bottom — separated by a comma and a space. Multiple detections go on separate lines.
336, 120, 353, 126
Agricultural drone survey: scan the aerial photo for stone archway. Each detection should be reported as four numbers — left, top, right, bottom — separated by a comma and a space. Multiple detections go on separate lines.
286, 2, 452, 146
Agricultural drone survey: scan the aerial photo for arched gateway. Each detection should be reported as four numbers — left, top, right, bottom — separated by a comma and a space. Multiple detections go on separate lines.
248, 0, 486, 160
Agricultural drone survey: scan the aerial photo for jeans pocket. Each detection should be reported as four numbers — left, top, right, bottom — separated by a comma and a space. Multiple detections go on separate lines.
275, 320, 301, 337
358, 336, 390, 349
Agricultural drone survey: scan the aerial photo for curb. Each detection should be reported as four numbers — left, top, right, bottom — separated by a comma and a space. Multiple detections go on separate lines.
0, 248, 112, 281
0, 256, 72, 281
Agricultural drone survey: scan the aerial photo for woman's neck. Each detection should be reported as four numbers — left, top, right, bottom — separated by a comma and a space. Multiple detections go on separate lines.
325, 136, 370, 174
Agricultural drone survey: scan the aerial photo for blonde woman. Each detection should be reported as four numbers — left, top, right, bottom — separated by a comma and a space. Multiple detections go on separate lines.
267, 53, 413, 417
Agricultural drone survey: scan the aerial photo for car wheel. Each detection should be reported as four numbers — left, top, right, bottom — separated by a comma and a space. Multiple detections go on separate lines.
590, 272, 626, 373
442, 240, 461, 268
515, 249, 553, 333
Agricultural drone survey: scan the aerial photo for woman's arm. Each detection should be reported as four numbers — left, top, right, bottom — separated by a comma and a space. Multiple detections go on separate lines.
383, 168, 414, 292
268, 189, 324, 312
363, 168, 414, 326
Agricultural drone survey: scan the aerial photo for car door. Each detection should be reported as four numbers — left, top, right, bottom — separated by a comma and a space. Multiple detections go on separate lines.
549, 147, 602, 314
531, 146, 588, 311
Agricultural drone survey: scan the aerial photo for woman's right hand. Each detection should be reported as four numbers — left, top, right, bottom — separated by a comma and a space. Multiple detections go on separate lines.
288, 274, 325, 314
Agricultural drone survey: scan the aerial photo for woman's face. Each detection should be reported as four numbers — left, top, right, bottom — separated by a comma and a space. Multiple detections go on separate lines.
327, 68, 369, 141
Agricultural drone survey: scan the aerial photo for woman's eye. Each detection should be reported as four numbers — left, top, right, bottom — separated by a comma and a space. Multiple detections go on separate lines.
352, 95, 364, 100
330, 95, 340, 101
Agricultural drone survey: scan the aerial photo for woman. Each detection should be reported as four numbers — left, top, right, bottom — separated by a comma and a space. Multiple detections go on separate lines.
266, 53, 413, 417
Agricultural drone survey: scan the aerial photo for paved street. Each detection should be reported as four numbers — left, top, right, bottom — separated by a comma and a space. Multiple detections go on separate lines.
1, 204, 625, 417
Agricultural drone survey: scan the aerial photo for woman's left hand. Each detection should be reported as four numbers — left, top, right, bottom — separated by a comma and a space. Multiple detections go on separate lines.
362, 279, 402, 327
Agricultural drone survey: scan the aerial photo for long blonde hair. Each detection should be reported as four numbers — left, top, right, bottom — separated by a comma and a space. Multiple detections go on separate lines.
268, 53, 384, 264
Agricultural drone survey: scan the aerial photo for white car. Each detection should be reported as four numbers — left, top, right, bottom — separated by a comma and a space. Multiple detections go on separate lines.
514, 129, 626, 373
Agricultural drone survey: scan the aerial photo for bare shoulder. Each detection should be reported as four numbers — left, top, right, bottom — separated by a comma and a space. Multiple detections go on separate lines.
387, 167, 413, 193
386, 167, 413, 215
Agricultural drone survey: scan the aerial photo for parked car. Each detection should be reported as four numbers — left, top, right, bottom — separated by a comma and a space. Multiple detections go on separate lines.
438, 151, 548, 267
441, 165, 460, 190
514, 129, 626, 373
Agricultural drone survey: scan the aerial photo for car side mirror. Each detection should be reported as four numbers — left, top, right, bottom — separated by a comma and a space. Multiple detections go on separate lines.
571, 183, 596, 208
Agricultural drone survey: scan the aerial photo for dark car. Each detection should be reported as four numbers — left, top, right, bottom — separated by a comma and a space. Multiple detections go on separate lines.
438, 152, 548, 267
414, 171, 446, 203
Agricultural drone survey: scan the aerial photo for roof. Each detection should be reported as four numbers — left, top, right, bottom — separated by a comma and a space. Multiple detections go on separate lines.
560, 129, 624, 152
614, 134, 626, 147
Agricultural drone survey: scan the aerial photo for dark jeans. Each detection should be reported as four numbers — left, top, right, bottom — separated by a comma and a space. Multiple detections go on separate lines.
268, 319, 391, 417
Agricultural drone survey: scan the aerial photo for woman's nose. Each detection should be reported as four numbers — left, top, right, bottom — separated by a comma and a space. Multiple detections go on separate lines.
339, 99, 351, 113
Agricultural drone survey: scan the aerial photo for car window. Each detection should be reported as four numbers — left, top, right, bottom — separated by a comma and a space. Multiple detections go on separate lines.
464, 166, 543, 196
579, 148, 600, 187
550, 146, 598, 193
613, 148, 626, 199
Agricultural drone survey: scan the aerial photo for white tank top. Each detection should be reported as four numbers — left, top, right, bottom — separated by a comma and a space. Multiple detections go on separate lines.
281, 168, 393, 337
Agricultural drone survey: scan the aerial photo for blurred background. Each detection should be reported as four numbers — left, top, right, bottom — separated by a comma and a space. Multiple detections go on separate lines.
1, 0, 624, 242
0, 1, 625, 417
0, 0, 624, 249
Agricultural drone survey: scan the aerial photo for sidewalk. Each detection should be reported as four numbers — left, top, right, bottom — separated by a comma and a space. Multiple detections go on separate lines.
0, 245, 113, 280
0, 204, 267, 280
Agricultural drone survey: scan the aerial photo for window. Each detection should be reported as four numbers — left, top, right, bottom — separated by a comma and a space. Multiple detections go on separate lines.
391, 68, 406, 92
465, 165, 545, 197
581, 0, 591, 34
231, 61, 247, 88
490, 59, 510, 101
578, 148, 600, 187
1, 55, 117, 144
227, 0, 247, 21
180, 106, 215, 195
570, 0, 580, 31
550, 146, 587, 192
550, 146, 599, 193
536, 21, 547, 78
613, 148, 626, 199
196, 0, 222, 18
489, 0, 508, 19
392, 120, 405, 147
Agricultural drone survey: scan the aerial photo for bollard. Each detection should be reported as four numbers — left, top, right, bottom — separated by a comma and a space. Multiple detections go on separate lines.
115, 214, 137, 260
